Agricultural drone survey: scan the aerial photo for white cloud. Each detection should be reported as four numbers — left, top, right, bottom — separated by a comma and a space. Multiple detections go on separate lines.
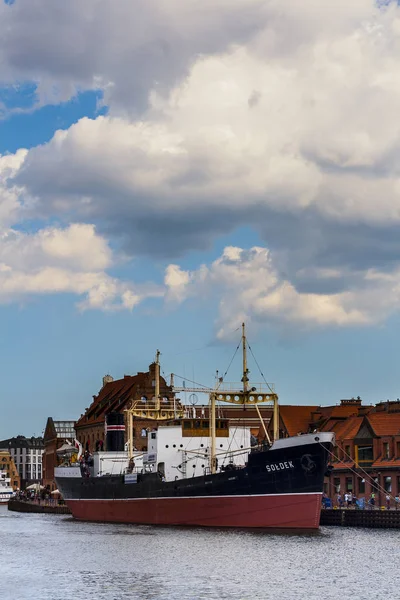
0, 222, 160, 310
11, 4, 400, 249
0, 0, 266, 113
3, 1, 400, 334
165, 246, 400, 338
164, 264, 192, 303
0, 149, 27, 227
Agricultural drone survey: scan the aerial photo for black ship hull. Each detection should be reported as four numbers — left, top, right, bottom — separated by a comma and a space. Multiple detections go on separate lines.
56, 433, 334, 529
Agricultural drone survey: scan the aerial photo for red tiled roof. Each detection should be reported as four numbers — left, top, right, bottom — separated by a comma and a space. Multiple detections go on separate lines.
75, 371, 160, 428
279, 405, 318, 437
371, 458, 400, 468
335, 416, 364, 440
324, 405, 362, 419
320, 418, 346, 433
367, 413, 400, 436
332, 461, 355, 470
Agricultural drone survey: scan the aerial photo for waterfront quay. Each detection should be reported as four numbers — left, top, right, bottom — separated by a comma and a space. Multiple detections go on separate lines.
321, 507, 400, 528
8, 498, 70, 515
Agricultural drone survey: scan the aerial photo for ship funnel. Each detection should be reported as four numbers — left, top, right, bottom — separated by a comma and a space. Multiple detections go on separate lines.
105, 412, 125, 452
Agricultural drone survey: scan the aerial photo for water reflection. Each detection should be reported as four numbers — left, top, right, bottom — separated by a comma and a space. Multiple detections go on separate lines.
1, 505, 399, 600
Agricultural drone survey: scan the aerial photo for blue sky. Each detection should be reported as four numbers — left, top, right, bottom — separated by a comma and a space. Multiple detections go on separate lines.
1, 0, 400, 439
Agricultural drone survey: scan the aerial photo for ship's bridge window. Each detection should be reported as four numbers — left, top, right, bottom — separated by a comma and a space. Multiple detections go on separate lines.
202, 421, 209, 428
194, 420, 201, 429
183, 421, 191, 430
151, 432, 156, 440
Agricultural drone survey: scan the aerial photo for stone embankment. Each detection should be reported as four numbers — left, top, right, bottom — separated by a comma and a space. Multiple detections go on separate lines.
8, 499, 71, 515
321, 508, 400, 528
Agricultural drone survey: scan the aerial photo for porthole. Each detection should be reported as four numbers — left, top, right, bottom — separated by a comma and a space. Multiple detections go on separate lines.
173, 444, 176, 448
192, 465, 196, 468
220, 444, 223, 448
180, 444, 183, 448
201, 464, 205, 468
165, 445, 169, 448
200, 444, 204, 448
240, 445, 243, 449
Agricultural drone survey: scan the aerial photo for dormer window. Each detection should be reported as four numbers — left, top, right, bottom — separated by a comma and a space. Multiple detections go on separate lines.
384, 442, 390, 459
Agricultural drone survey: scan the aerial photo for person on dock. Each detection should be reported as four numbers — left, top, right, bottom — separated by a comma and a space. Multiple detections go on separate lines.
386, 495, 391, 510
337, 493, 343, 508
368, 493, 375, 510
395, 495, 400, 510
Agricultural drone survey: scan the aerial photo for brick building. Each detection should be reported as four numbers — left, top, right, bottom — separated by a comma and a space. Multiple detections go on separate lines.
75, 363, 177, 452
268, 397, 400, 505
75, 361, 275, 452
42, 418, 76, 491
323, 400, 400, 505
0, 451, 20, 491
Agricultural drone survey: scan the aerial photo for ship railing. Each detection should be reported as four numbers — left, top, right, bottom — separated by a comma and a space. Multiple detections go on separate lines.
215, 382, 275, 394
133, 399, 178, 410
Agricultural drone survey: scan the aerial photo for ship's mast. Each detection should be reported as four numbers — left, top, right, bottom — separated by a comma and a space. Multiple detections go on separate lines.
125, 350, 184, 457
210, 391, 217, 474
242, 322, 248, 394
155, 349, 160, 412
209, 323, 279, 473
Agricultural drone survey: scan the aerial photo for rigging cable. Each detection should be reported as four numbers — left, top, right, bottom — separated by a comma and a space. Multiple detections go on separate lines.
247, 342, 275, 394
320, 441, 396, 503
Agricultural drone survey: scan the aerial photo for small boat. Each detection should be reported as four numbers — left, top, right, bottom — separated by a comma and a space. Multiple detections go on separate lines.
0, 471, 14, 504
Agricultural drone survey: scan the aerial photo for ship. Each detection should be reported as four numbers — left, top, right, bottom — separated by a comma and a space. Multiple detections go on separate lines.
55, 324, 334, 529
0, 471, 14, 504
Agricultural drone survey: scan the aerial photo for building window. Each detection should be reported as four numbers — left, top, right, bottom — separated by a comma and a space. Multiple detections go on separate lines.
384, 476, 392, 493
356, 445, 373, 464
345, 445, 351, 459
358, 478, 365, 494
345, 477, 353, 492
372, 477, 379, 491
334, 477, 340, 492
384, 442, 390, 459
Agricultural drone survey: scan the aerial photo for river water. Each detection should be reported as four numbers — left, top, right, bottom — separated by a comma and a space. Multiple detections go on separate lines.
1, 505, 399, 600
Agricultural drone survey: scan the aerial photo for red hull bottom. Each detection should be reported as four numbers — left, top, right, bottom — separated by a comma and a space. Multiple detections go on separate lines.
67, 493, 322, 529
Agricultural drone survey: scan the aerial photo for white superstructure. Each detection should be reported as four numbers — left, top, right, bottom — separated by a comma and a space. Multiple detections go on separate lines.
55, 424, 251, 482
147, 424, 251, 481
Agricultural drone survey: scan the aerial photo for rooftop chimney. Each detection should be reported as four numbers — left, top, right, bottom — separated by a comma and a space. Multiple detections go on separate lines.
102, 374, 114, 389
340, 397, 362, 406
